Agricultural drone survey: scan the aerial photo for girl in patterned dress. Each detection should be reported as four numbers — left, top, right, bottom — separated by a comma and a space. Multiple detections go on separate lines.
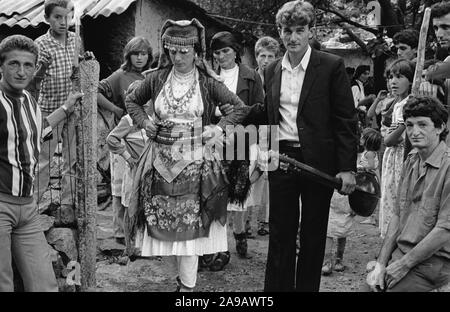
379, 59, 414, 238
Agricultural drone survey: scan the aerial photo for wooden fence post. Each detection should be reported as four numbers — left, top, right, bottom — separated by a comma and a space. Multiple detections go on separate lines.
76, 59, 100, 291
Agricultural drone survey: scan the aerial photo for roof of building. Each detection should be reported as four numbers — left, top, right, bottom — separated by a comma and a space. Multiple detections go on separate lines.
0, 0, 137, 28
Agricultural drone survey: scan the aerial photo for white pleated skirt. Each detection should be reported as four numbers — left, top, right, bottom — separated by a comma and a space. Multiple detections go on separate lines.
137, 220, 228, 256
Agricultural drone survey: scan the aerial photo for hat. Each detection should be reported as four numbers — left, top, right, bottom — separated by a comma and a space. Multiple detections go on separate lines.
151, 18, 221, 81
157, 19, 206, 67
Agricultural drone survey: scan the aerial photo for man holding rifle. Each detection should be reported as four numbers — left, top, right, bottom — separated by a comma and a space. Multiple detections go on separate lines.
250, 0, 358, 291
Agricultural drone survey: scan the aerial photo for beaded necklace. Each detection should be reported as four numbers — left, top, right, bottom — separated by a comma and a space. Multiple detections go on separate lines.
162, 69, 197, 114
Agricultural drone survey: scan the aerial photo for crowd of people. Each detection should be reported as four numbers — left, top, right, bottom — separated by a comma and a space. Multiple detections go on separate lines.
0, 0, 449, 293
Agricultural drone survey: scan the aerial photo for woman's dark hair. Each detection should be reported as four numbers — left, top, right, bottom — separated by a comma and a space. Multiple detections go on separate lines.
361, 128, 382, 152
121, 37, 153, 72
210, 31, 242, 64
403, 95, 449, 141
353, 65, 370, 81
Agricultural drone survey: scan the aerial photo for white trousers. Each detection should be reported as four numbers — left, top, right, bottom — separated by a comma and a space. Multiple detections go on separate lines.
176, 255, 198, 289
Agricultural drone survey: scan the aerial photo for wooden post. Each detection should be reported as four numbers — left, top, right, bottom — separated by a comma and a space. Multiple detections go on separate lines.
411, 7, 431, 95
75, 59, 100, 291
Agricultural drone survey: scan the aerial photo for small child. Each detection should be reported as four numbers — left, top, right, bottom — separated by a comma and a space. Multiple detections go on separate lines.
106, 102, 151, 245
358, 128, 383, 225
322, 128, 382, 275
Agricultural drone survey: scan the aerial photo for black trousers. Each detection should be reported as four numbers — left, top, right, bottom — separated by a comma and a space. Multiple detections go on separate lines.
264, 146, 333, 292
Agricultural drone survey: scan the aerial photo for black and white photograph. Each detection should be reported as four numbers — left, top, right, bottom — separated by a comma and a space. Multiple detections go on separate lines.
0, 0, 449, 299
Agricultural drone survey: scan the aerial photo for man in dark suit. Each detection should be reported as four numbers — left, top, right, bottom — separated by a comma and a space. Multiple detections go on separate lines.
252, 0, 358, 292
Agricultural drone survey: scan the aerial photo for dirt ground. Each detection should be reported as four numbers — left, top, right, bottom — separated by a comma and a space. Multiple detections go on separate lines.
95, 204, 384, 292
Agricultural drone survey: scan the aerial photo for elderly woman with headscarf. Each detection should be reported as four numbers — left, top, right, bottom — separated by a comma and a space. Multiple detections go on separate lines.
97, 36, 153, 245
124, 19, 250, 292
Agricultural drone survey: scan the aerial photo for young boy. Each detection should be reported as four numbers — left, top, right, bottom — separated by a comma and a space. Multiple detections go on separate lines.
0, 34, 82, 291
33, 0, 80, 219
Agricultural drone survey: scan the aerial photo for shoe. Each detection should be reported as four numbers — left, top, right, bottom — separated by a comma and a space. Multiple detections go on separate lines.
199, 254, 215, 269
321, 261, 333, 276
176, 276, 194, 292
334, 259, 346, 272
209, 252, 231, 271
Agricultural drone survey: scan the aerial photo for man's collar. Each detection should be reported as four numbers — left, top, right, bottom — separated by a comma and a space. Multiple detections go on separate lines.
424, 141, 449, 168
410, 141, 449, 168
281, 45, 311, 72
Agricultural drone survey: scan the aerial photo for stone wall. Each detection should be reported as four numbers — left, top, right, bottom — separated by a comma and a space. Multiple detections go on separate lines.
37, 153, 79, 292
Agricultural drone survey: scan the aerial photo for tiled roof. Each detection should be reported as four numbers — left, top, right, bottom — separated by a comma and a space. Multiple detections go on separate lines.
0, 0, 137, 28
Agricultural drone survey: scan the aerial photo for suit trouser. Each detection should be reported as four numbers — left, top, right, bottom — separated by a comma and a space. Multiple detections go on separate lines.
264, 147, 333, 292
35, 112, 76, 206
0, 199, 58, 292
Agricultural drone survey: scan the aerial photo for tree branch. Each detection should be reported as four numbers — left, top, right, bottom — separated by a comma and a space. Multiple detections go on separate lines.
340, 23, 369, 54
317, 6, 378, 35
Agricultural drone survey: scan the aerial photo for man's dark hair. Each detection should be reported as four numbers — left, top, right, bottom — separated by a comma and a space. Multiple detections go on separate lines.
0, 35, 38, 66
393, 29, 419, 49
44, 0, 72, 17
403, 95, 449, 141
431, 1, 450, 19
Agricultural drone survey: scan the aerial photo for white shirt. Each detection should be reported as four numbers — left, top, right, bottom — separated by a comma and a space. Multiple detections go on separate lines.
279, 45, 311, 142
220, 64, 239, 93
351, 79, 365, 107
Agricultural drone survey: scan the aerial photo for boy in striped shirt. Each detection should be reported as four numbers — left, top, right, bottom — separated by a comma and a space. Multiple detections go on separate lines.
0, 35, 82, 291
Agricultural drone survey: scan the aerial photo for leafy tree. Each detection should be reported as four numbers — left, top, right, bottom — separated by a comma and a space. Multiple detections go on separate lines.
193, 0, 445, 92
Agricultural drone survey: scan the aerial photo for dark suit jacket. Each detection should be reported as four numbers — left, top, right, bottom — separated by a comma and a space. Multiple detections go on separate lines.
213, 63, 264, 126
253, 49, 358, 175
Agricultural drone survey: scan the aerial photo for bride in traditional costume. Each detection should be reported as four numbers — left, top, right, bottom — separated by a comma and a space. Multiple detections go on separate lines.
125, 19, 250, 291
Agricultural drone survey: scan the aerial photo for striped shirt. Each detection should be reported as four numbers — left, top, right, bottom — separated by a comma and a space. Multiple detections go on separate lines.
0, 89, 42, 198
35, 30, 78, 113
